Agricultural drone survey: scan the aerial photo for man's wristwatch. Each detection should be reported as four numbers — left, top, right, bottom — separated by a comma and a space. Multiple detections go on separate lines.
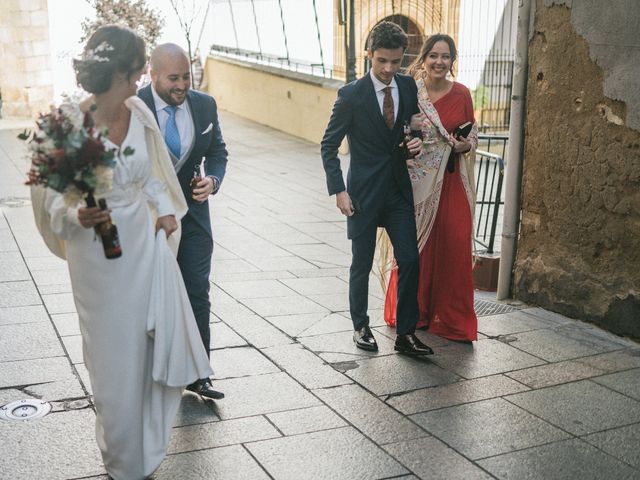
207, 175, 220, 195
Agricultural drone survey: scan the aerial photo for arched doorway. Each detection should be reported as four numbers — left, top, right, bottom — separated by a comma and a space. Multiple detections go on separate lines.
363, 15, 423, 74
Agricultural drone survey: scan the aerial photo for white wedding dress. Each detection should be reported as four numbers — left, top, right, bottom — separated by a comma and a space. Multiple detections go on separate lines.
45, 111, 212, 480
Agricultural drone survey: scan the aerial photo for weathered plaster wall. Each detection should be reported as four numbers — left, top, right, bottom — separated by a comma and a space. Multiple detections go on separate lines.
514, 0, 640, 337
0, 0, 53, 118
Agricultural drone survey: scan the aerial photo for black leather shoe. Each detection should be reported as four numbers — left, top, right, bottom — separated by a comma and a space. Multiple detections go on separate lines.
395, 334, 434, 356
353, 326, 378, 351
186, 379, 225, 400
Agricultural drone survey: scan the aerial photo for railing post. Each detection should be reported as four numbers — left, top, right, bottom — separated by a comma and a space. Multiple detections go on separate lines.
487, 157, 505, 254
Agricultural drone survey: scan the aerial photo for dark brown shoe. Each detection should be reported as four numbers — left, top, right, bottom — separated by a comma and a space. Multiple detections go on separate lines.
395, 334, 434, 356
186, 379, 225, 400
353, 326, 378, 351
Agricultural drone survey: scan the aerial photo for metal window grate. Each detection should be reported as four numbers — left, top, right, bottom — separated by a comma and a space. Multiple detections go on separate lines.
474, 299, 520, 317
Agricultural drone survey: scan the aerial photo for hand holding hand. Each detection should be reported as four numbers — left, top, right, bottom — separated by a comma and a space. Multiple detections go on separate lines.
156, 215, 178, 238
192, 176, 215, 203
336, 191, 354, 216
78, 206, 111, 229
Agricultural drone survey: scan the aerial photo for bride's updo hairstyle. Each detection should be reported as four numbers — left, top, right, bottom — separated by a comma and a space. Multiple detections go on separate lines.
74, 25, 146, 94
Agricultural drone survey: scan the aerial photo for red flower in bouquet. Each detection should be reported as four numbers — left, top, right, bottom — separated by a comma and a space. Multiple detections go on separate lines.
20, 100, 132, 206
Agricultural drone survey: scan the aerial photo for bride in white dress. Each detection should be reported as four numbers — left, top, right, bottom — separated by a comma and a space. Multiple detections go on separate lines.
32, 26, 212, 479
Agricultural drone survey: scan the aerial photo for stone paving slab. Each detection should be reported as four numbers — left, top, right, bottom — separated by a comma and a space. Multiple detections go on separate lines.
209, 372, 320, 420
262, 343, 352, 389
0, 410, 105, 480
583, 422, 640, 470
344, 354, 461, 396
0, 251, 30, 282
265, 405, 347, 436
506, 380, 640, 436
0, 304, 49, 326
246, 427, 409, 480
0, 321, 65, 362
508, 324, 628, 362
387, 374, 530, 415
50, 312, 81, 337
412, 397, 570, 460
478, 439, 639, 480
168, 415, 281, 454
210, 346, 281, 379
314, 383, 428, 445
2, 113, 640, 479
0, 280, 40, 307
577, 348, 640, 372
154, 445, 270, 480
210, 320, 248, 349
505, 358, 609, 388
591, 368, 640, 400
430, 338, 546, 379
384, 436, 495, 480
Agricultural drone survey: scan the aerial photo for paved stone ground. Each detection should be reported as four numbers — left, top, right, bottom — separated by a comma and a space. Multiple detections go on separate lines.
1, 113, 639, 480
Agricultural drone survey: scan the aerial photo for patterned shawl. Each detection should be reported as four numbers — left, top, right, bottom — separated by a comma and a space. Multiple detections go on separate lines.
377, 78, 478, 289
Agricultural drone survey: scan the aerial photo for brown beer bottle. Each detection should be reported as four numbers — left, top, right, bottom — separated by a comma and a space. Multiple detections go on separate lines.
96, 198, 122, 259
190, 165, 202, 198
403, 121, 413, 159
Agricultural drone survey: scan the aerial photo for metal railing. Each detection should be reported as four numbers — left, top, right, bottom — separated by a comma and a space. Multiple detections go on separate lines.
209, 44, 335, 80
474, 134, 508, 254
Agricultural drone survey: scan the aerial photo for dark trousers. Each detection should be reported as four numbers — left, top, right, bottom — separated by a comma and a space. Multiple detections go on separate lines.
177, 214, 213, 360
349, 187, 419, 336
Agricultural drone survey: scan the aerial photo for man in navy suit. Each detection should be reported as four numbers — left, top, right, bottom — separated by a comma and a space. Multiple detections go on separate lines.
139, 43, 228, 399
321, 22, 433, 356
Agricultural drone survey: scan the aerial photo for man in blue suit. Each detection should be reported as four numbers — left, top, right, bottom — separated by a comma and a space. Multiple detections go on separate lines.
139, 43, 228, 399
321, 22, 433, 356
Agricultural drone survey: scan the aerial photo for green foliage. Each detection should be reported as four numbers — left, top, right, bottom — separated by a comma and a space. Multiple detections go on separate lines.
471, 84, 489, 110
82, 0, 165, 50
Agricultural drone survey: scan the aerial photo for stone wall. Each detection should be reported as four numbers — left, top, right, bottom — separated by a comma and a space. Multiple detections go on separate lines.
514, 0, 640, 337
0, 0, 53, 118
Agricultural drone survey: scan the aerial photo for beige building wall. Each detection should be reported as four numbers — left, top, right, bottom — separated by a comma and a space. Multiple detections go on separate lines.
204, 56, 342, 145
514, 0, 640, 337
0, 0, 53, 118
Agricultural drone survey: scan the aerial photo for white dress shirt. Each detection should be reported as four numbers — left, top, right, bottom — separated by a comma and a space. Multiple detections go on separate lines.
370, 70, 399, 123
151, 86, 194, 161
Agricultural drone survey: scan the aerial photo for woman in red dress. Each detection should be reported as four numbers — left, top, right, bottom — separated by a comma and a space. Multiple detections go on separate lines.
383, 34, 478, 342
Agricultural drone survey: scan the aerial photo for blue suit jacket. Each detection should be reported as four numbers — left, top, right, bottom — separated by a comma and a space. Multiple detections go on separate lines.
320, 73, 419, 238
138, 84, 228, 237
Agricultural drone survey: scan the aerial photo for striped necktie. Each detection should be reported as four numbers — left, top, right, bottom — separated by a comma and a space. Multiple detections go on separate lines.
163, 105, 181, 159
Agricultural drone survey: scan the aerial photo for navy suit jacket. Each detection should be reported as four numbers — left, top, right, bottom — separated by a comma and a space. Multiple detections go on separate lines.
320, 73, 419, 239
138, 84, 228, 237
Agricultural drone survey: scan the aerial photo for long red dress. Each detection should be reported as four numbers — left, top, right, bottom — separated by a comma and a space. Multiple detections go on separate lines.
385, 82, 478, 341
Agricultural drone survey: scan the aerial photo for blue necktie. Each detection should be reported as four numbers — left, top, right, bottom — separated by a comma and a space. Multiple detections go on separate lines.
163, 105, 181, 159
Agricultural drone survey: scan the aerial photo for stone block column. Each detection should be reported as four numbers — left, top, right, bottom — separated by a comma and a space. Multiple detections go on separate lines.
0, 0, 53, 118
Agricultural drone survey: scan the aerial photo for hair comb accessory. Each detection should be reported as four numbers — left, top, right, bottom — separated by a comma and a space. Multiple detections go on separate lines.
82, 41, 114, 63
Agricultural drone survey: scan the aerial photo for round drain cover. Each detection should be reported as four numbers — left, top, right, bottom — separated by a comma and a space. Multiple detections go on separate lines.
0, 399, 52, 422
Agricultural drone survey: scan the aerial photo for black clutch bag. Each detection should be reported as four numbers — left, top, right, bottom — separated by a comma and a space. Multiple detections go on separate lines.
453, 121, 472, 139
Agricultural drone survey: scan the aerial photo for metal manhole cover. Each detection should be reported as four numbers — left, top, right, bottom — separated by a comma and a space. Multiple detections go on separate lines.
0, 399, 52, 422
474, 299, 520, 317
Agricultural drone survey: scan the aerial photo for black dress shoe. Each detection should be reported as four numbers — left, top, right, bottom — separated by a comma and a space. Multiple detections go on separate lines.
353, 326, 378, 351
186, 379, 225, 400
395, 334, 434, 356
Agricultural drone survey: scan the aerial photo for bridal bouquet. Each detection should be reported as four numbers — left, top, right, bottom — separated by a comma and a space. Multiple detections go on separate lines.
20, 101, 130, 206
